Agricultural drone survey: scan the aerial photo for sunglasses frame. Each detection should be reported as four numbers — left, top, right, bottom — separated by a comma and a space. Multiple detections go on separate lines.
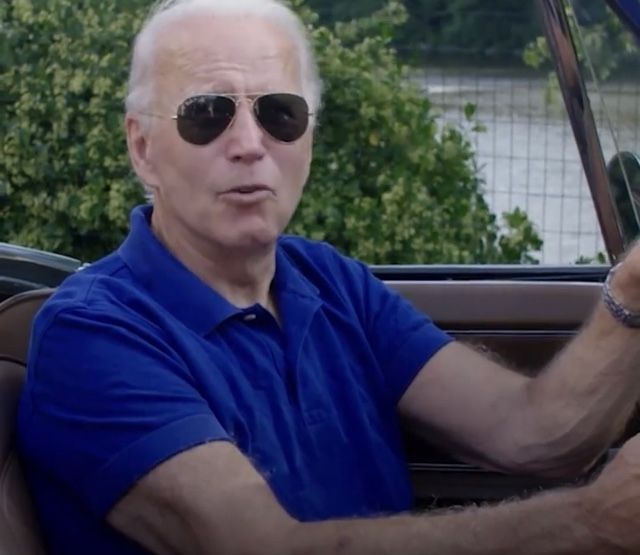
168, 92, 313, 146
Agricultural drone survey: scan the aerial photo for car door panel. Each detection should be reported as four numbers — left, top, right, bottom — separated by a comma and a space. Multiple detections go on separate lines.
384, 278, 619, 506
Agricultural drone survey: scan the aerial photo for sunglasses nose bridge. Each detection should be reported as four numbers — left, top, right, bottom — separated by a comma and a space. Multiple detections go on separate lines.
224, 97, 268, 151
233, 96, 260, 123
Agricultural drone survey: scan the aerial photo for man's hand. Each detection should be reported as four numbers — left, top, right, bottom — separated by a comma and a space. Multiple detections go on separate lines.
580, 433, 640, 554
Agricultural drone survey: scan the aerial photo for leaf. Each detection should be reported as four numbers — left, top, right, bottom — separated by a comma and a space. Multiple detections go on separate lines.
463, 102, 476, 120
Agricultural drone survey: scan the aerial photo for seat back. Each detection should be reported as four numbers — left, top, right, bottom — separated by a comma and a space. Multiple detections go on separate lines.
0, 359, 46, 555
0, 289, 54, 555
0, 289, 54, 365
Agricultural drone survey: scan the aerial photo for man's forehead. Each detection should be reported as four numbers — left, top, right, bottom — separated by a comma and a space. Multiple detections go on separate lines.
151, 13, 300, 93
161, 49, 296, 79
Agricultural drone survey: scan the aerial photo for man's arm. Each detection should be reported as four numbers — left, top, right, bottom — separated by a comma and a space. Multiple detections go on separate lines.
399, 255, 640, 477
107, 441, 293, 555
109, 436, 640, 555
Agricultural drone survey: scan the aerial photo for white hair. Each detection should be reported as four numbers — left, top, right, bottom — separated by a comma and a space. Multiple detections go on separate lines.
125, 0, 323, 116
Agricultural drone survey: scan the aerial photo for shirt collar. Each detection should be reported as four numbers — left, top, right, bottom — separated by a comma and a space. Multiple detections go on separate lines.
118, 205, 319, 335
273, 242, 319, 302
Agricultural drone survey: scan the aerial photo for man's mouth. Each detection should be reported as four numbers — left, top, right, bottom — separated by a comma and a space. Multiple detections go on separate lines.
230, 185, 272, 195
220, 184, 275, 202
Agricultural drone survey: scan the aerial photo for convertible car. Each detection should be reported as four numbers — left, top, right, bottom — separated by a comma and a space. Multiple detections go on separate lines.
1, 0, 640, 551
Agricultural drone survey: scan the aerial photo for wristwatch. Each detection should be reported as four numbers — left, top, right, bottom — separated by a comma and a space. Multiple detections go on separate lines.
602, 262, 640, 328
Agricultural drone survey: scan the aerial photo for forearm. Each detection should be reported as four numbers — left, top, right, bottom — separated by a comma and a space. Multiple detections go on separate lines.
287, 487, 602, 555
522, 301, 640, 474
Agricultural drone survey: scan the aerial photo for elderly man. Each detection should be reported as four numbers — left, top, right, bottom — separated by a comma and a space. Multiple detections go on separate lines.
16, 0, 640, 553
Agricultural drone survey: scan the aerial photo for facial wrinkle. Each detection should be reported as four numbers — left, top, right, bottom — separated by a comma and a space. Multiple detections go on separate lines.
156, 57, 302, 113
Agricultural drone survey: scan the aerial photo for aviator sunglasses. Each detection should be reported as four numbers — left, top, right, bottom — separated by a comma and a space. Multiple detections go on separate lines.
166, 93, 312, 146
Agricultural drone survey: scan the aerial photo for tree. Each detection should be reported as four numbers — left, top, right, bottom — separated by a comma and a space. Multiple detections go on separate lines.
523, 1, 637, 80
398, 0, 539, 59
304, 0, 385, 23
0, 0, 542, 264
306, 0, 540, 62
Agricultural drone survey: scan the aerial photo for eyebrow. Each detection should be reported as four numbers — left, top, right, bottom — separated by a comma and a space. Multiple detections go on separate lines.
182, 84, 292, 98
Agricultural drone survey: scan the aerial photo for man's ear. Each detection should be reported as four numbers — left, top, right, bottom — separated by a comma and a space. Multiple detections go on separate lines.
125, 114, 160, 190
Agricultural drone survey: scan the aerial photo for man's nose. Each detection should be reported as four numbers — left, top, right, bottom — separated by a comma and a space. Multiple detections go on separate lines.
224, 102, 267, 163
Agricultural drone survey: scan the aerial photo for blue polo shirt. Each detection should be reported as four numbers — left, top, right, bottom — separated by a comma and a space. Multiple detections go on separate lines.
17, 205, 452, 554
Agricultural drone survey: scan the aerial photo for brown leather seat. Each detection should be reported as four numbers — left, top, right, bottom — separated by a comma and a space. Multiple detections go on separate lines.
0, 289, 54, 555
0, 289, 55, 365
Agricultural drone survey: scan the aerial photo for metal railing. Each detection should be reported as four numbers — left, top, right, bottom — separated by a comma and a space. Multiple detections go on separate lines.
407, 55, 640, 264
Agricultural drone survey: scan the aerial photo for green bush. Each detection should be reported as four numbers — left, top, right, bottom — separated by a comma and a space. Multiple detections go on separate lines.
1, 0, 542, 264
1, 0, 144, 260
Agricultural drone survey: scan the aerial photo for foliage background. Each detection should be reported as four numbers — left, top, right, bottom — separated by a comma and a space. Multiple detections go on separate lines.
0, 0, 542, 263
306, 0, 540, 61
523, 0, 638, 81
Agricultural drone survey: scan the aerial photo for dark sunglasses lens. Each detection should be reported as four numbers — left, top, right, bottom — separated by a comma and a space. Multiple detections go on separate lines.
176, 95, 235, 145
255, 93, 309, 142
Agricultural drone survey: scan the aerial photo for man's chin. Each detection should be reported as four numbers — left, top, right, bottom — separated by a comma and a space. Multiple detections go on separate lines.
222, 228, 281, 253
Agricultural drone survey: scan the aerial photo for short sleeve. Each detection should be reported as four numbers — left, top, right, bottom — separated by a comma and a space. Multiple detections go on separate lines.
360, 269, 454, 401
18, 303, 229, 518
320, 246, 454, 403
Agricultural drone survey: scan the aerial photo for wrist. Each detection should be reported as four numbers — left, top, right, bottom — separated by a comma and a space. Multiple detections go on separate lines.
602, 262, 640, 327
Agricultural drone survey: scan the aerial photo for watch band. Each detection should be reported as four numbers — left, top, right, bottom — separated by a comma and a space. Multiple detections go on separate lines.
602, 262, 640, 328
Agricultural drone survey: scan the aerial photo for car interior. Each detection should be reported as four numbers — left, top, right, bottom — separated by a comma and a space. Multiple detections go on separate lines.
3, 0, 640, 551
0, 280, 619, 551
0, 289, 53, 554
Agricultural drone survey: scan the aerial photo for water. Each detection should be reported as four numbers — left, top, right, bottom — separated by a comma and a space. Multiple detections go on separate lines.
415, 68, 640, 264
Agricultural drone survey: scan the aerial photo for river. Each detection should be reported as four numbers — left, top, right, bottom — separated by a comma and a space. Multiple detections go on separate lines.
416, 67, 640, 264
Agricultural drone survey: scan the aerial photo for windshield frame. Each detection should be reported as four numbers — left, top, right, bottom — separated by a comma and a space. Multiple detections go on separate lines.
535, 0, 626, 262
